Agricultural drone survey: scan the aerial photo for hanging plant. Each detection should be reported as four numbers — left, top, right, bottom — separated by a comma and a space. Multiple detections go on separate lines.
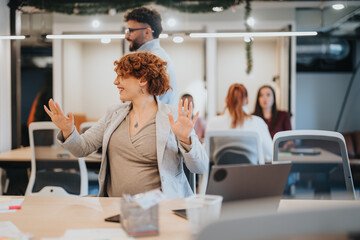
244, 0, 253, 74
22, 0, 244, 15
156, 0, 241, 13
24, 0, 153, 15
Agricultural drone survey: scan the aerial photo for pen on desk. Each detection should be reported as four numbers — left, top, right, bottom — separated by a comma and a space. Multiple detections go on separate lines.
0, 205, 22, 210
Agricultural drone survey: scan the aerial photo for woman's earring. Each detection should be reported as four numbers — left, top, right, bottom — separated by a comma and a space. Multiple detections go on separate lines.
141, 87, 145, 94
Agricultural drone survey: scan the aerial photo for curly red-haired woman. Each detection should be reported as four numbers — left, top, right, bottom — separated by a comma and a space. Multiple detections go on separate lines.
44, 52, 208, 198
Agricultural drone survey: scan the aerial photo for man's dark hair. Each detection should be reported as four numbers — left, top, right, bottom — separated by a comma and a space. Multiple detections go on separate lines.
181, 93, 193, 99
124, 7, 162, 39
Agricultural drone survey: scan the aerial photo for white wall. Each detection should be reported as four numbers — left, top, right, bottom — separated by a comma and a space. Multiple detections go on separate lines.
53, 8, 296, 121
63, 40, 121, 120
217, 38, 278, 114
81, 41, 121, 119
295, 73, 352, 130
0, 0, 11, 152
62, 37, 288, 120
161, 38, 206, 117
63, 40, 83, 115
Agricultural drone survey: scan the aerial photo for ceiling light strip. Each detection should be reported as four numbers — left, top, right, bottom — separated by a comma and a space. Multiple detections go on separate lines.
46, 34, 125, 39
46, 33, 169, 40
189, 31, 318, 38
0, 35, 26, 40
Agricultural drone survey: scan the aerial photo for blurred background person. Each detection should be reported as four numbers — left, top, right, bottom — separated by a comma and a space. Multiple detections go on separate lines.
181, 94, 206, 143
253, 85, 292, 138
206, 83, 273, 162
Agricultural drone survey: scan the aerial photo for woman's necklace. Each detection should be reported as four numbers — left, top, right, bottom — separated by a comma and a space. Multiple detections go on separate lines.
132, 100, 157, 129
133, 112, 139, 128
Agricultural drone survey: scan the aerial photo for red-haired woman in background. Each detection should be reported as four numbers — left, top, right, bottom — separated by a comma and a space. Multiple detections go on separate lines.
253, 85, 292, 139
206, 83, 273, 162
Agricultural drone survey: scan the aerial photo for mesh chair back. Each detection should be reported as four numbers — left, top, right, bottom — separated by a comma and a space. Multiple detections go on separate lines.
273, 130, 356, 200
206, 130, 264, 165
26, 121, 88, 196
198, 130, 264, 195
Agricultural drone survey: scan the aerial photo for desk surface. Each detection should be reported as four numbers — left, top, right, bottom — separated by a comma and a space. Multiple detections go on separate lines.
0, 146, 101, 163
0, 196, 190, 240
1, 196, 360, 240
278, 147, 342, 163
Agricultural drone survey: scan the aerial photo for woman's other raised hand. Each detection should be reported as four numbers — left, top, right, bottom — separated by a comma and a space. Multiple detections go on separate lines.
44, 98, 74, 139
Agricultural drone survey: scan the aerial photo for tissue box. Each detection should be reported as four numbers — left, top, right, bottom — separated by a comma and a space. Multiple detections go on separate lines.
120, 198, 159, 237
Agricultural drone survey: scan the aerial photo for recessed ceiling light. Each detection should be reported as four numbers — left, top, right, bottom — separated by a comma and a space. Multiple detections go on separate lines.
212, 6, 224, 12
173, 36, 184, 43
167, 18, 177, 27
246, 17, 255, 27
108, 8, 117, 16
244, 37, 254, 43
92, 19, 100, 28
332, 4, 345, 10
101, 37, 111, 44
46, 34, 125, 39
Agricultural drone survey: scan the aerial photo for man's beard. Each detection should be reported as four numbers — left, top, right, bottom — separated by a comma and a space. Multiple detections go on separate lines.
129, 39, 142, 51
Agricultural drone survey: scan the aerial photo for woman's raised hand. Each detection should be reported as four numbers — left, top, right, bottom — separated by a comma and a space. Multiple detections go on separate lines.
168, 98, 199, 145
44, 99, 74, 139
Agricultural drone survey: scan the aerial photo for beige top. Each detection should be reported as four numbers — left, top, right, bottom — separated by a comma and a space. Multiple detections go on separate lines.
106, 113, 161, 197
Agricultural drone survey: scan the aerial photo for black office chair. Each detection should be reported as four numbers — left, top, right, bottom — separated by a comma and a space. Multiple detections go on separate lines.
214, 144, 252, 165
183, 163, 196, 193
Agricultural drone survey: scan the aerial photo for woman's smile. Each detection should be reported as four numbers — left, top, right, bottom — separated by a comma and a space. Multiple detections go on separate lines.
118, 86, 125, 94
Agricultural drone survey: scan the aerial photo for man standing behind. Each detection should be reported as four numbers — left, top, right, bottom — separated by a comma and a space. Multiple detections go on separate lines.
124, 7, 178, 105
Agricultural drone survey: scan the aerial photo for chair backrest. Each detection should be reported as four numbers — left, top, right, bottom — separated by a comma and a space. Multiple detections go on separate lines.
198, 130, 264, 195
183, 163, 196, 193
205, 130, 264, 165
26, 121, 88, 196
273, 130, 356, 200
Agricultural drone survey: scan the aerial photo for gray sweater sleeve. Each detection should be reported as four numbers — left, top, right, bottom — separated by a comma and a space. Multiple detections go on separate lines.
56, 105, 117, 157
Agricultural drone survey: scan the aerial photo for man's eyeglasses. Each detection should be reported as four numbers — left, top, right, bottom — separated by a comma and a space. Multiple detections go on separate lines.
124, 27, 154, 35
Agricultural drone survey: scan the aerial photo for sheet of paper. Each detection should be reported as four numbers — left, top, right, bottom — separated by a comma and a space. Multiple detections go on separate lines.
42, 228, 132, 240
0, 198, 24, 213
0, 221, 30, 240
65, 228, 131, 238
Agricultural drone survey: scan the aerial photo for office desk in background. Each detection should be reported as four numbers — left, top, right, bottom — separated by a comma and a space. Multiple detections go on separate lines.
0, 146, 101, 169
1, 196, 360, 240
277, 147, 360, 193
278, 147, 346, 173
0, 147, 101, 195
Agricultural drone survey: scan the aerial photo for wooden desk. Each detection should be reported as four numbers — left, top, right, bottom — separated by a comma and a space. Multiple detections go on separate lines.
0, 196, 191, 240
1, 197, 360, 240
0, 148, 102, 194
